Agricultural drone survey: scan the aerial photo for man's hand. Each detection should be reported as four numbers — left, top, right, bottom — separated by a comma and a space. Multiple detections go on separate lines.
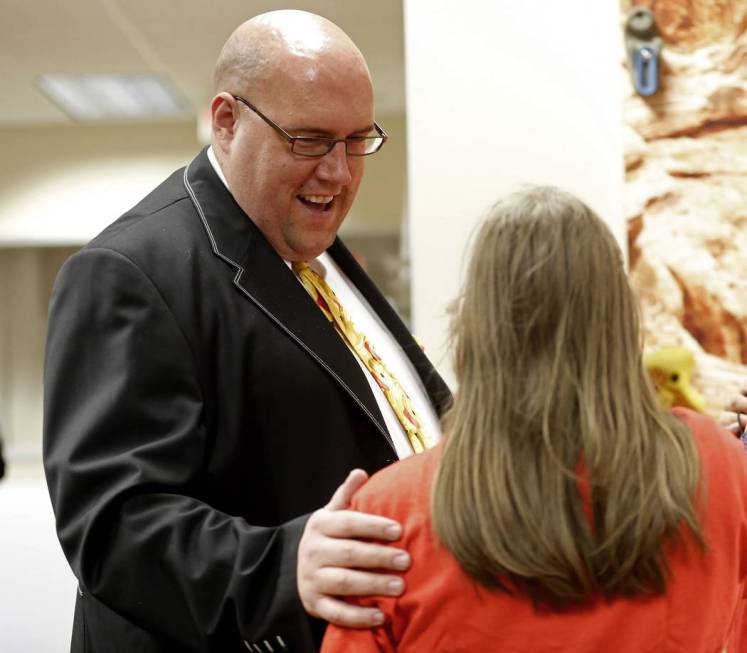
721, 385, 747, 435
297, 469, 410, 628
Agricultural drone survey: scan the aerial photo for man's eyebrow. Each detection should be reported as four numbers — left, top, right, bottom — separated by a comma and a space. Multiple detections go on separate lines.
289, 124, 376, 137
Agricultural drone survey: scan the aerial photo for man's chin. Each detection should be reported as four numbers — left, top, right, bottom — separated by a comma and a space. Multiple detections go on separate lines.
284, 233, 338, 262
287, 218, 346, 260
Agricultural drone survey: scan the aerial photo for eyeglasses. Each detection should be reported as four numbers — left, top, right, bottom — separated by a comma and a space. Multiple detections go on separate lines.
232, 95, 387, 157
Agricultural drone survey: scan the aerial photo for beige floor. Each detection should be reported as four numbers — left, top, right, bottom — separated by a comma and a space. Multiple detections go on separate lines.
0, 461, 76, 652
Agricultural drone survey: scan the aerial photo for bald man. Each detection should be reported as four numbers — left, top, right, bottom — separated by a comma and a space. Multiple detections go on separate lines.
44, 11, 451, 653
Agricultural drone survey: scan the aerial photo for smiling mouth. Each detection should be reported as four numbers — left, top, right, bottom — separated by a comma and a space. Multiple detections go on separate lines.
298, 194, 334, 212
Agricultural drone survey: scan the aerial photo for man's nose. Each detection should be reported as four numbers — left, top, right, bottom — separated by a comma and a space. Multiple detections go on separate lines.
316, 141, 353, 185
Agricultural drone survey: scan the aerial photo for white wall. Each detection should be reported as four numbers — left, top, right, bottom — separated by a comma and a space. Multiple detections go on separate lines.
0, 123, 200, 245
404, 0, 625, 385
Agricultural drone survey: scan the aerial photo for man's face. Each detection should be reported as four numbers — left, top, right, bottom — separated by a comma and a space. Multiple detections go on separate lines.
220, 55, 374, 262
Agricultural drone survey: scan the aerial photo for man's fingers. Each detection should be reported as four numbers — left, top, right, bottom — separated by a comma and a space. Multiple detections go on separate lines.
326, 469, 369, 511
723, 421, 740, 436
721, 419, 739, 435
725, 387, 747, 412
719, 410, 736, 423
306, 537, 410, 572
298, 480, 409, 623
310, 508, 402, 541
310, 567, 405, 598
312, 595, 385, 629
714, 387, 747, 435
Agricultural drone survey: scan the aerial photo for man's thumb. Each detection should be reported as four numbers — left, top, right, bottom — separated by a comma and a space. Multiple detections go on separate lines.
326, 468, 369, 510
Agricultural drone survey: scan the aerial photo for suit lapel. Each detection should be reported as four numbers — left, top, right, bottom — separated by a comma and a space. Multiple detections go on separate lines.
182, 149, 394, 450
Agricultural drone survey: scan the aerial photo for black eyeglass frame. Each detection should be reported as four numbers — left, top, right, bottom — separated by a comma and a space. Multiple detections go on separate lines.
231, 95, 387, 157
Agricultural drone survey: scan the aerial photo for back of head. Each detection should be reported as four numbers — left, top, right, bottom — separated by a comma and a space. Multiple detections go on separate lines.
433, 186, 702, 606
451, 186, 636, 408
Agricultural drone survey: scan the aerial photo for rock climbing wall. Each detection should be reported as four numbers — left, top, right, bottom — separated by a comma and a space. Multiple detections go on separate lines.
622, 0, 747, 415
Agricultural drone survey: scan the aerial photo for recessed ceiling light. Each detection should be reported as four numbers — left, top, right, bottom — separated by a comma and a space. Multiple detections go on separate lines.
36, 74, 189, 121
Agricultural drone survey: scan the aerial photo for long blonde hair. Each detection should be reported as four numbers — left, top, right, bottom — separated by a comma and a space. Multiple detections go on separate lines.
432, 186, 703, 606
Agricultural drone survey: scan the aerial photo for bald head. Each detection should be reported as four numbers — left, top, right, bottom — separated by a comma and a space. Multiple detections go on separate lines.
209, 10, 378, 261
214, 10, 371, 97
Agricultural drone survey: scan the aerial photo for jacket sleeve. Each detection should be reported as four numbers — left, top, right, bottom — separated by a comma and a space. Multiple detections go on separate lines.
43, 246, 314, 650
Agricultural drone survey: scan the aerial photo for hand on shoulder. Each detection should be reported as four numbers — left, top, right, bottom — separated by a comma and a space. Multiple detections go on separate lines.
297, 469, 410, 628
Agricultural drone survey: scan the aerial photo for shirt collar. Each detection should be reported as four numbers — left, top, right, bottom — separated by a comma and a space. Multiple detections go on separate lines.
206, 145, 230, 190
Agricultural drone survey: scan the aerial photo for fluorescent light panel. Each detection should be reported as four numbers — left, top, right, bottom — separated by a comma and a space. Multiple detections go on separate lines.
36, 74, 188, 121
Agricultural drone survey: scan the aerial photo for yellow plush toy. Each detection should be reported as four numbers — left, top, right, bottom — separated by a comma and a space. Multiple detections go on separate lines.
643, 346, 705, 412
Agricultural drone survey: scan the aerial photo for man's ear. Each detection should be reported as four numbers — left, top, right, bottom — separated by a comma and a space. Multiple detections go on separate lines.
211, 93, 239, 153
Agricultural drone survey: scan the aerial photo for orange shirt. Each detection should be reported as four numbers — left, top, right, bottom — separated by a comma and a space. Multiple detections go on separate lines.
322, 409, 747, 652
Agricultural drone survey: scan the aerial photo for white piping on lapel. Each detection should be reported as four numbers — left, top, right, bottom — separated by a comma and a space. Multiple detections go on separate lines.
182, 163, 396, 453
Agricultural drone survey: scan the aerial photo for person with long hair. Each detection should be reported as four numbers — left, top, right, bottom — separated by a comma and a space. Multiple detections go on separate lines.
321, 185, 747, 652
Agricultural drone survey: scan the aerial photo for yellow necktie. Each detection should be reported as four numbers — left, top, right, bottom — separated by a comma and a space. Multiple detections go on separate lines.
293, 260, 432, 453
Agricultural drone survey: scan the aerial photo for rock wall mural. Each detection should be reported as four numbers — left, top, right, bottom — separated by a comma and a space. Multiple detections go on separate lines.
622, 0, 747, 417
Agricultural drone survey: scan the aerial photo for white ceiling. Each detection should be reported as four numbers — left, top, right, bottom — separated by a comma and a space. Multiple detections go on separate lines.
0, 0, 406, 126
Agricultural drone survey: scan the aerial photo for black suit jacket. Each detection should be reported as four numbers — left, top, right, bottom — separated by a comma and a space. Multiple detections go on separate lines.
43, 148, 452, 653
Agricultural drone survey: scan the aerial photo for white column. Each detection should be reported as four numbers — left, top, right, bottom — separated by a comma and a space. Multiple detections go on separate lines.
404, 0, 624, 386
